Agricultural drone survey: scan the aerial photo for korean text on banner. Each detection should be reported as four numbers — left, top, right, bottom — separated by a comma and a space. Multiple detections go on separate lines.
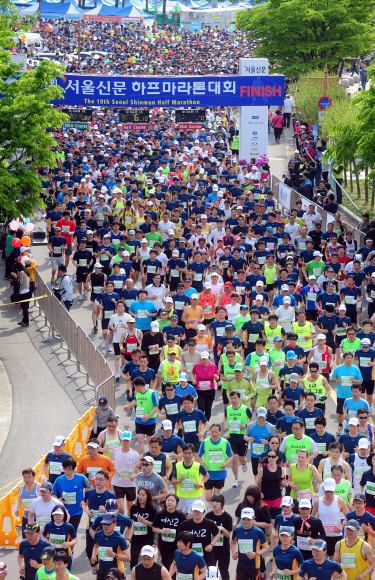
278, 181, 291, 210
51, 74, 284, 108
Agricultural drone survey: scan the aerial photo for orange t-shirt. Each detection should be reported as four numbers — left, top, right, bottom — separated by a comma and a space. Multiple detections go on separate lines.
76, 455, 115, 488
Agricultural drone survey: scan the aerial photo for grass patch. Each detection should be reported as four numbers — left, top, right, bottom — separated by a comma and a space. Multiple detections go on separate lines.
341, 179, 375, 220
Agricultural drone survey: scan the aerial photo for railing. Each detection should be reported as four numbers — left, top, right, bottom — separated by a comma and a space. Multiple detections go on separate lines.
271, 174, 366, 249
33, 271, 115, 409
0, 407, 94, 547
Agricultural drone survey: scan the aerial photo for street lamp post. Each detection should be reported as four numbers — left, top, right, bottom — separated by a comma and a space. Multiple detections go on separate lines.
168, 7, 179, 34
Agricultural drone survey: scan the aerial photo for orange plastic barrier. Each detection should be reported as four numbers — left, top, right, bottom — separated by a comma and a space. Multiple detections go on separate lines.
0, 406, 95, 547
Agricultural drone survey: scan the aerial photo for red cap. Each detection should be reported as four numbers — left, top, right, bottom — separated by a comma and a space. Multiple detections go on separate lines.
224, 282, 233, 288
234, 236, 241, 242
217, 237, 223, 241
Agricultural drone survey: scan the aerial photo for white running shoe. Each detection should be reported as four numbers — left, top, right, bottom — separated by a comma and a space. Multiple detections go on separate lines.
84, 291, 88, 298
107, 345, 112, 352
232, 479, 239, 488
242, 463, 248, 472
100, 340, 107, 348
78, 294, 84, 301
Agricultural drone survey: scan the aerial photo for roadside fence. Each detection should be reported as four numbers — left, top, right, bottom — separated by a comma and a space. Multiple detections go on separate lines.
32, 270, 115, 409
0, 406, 94, 547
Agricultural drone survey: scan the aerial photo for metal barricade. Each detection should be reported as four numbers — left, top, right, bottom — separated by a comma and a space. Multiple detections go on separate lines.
33, 271, 115, 409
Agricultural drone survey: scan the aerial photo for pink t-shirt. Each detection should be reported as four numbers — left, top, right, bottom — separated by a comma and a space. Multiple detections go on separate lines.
192, 362, 219, 391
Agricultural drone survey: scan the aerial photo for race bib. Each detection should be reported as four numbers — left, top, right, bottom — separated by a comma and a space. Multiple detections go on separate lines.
22, 499, 33, 511
113, 281, 123, 289
133, 522, 148, 535
125, 299, 133, 307
313, 268, 321, 277
90, 510, 101, 522
249, 334, 259, 342
297, 489, 311, 501
360, 358, 371, 367
104, 310, 114, 318
153, 460, 163, 473
79, 259, 87, 266
98, 546, 113, 561
38, 518, 50, 530
229, 420, 241, 432
193, 273, 202, 281
49, 462, 62, 475
186, 363, 194, 372
181, 479, 195, 492
217, 327, 226, 336
136, 407, 145, 417
171, 269, 179, 277
290, 454, 299, 464
366, 482, 375, 495
238, 539, 253, 553
198, 380, 211, 390
304, 417, 316, 430
54, 247, 62, 255
316, 442, 326, 453
93, 286, 102, 293
252, 443, 265, 455
118, 469, 132, 480
341, 376, 352, 386
345, 295, 356, 304
87, 467, 102, 480
165, 403, 179, 415
62, 225, 70, 233
208, 451, 223, 464
183, 421, 196, 433
341, 554, 355, 568
137, 310, 148, 319
175, 301, 185, 310
308, 292, 317, 301
277, 570, 290, 580
296, 535, 311, 550
148, 265, 156, 274
162, 529, 177, 542
62, 492, 76, 505
49, 534, 66, 548
192, 543, 203, 554
149, 345, 160, 355
323, 523, 337, 536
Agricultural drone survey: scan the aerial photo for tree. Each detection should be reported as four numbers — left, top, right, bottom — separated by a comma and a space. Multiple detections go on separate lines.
288, 70, 348, 126
0, 0, 66, 220
235, 0, 375, 76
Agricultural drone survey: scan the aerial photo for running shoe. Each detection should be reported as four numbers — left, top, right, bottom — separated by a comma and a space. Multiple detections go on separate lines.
232, 479, 239, 488
242, 463, 248, 473
50, 277, 55, 285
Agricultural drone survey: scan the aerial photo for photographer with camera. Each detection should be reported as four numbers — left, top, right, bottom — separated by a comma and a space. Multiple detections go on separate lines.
56, 265, 73, 312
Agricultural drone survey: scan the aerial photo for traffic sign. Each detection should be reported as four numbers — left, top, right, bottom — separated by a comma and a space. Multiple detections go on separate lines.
318, 96, 332, 110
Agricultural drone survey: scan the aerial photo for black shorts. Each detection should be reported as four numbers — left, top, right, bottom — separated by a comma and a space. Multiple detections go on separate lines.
222, 389, 229, 405
337, 397, 346, 415
326, 536, 340, 557
265, 283, 274, 292
135, 422, 156, 436
362, 379, 375, 395
228, 438, 248, 457
305, 310, 318, 322
113, 343, 121, 356
132, 260, 140, 272
113, 485, 137, 501
336, 335, 345, 347
205, 478, 225, 490
101, 318, 110, 330
348, 311, 357, 324
204, 317, 214, 326
169, 281, 180, 292
91, 292, 101, 302
235, 566, 259, 580
77, 270, 88, 284
326, 341, 337, 354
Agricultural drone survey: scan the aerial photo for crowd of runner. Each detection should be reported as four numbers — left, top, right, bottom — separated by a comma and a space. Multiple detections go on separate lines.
4, 17, 375, 580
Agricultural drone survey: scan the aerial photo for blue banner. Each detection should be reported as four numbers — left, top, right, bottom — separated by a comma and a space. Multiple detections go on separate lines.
190, 22, 201, 34
51, 74, 284, 108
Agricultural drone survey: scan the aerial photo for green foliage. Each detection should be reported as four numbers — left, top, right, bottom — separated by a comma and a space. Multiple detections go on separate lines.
235, 0, 375, 76
0, 0, 66, 220
288, 70, 348, 125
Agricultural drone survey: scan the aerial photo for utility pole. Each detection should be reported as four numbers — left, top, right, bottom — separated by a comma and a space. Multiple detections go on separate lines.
78, 16, 81, 63
306, 64, 342, 96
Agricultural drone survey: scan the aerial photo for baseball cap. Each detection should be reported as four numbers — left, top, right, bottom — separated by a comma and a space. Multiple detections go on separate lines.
197, 324, 206, 331
346, 519, 360, 530
168, 229, 175, 235
191, 293, 199, 299
128, 318, 136, 323
354, 493, 366, 501
299, 498, 312, 508
289, 373, 299, 383
122, 431, 132, 441
281, 496, 294, 507
308, 275, 316, 280
287, 351, 296, 359
161, 419, 173, 430
361, 338, 371, 347
317, 334, 326, 340
273, 335, 283, 342
179, 372, 188, 382
102, 513, 117, 524
105, 499, 118, 511
54, 227, 61, 232
339, 305, 347, 310
359, 438, 370, 449
98, 397, 108, 407
87, 439, 100, 448
141, 545, 156, 558
53, 436, 66, 446
39, 481, 53, 491
201, 351, 210, 359
323, 477, 336, 492
313, 251, 322, 257
348, 417, 360, 426
94, 263, 103, 269
41, 546, 55, 560
281, 284, 289, 291
279, 526, 295, 536
151, 321, 160, 331
241, 507, 255, 519
192, 500, 206, 513
255, 294, 264, 301
25, 522, 40, 533
122, 251, 130, 257
257, 407, 267, 417
283, 296, 291, 303
142, 456, 155, 465
165, 297, 174, 303
259, 356, 268, 366
311, 539, 327, 551
255, 280, 264, 286
266, 226, 274, 232
224, 282, 233, 288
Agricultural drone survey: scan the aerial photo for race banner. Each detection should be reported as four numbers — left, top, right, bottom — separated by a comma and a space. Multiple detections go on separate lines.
51, 74, 284, 108
278, 181, 291, 210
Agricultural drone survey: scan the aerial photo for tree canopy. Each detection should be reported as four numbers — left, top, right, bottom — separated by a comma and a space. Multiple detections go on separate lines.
235, 0, 375, 76
0, 0, 66, 220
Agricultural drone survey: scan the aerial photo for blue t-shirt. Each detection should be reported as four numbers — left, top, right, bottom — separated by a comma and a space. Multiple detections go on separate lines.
279, 364, 304, 388
300, 558, 342, 580
332, 364, 363, 399
158, 394, 183, 428
129, 299, 157, 330
131, 368, 156, 390
94, 529, 128, 574
44, 451, 73, 484
53, 473, 92, 516
343, 396, 371, 429
210, 320, 234, 346
175, 383, 198, 398
316, 313, 338, 344
276, 416, 296, 436
84, 488, 116, 512
345, 509, 375, 542
161, 434, 185, 455
121, 288, 139, 313
198, 437, 233, 480
96, 292, 121, 320
281, 386, 305, 404
232, 525, 267, 569
357, 331, 375, 347
274, 512, 297, 530
340, 286, 361, 312
176, 408, 208, 444
355, 349, 375, 381
43, 521, 77, 551
310, 430, 336, 466
91, 513, 132, 535
339, 433, 367, 455
19, 539, 52, 580
296, 408, 324, 436
273, 544, 303, 574
173, 549, 206, 575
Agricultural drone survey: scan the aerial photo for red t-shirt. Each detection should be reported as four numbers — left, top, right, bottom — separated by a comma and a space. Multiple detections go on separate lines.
56, 219, 76, 245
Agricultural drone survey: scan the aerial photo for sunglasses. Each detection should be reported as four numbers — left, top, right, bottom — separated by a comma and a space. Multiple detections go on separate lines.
359, 416, 368, 419
141, 463, 151, 467
268, 455, 276, 458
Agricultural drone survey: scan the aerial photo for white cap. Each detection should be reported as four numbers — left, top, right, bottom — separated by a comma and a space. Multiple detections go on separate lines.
53, 436, 66, 446
161, 419, 173, 430
361, 338, 371, 347
179, 372, 188, 382
165, 297, 173, 303
172, 250, 179, 256
241, 507, 255, 519
338, 305, 347, 310
192, 500, 206, 512
323, 477, 336, 492
168, 229, 175, 235
281, 496, 294, 507
122, 251, 130, 257
255, 280, 264, 286
299, 498, 312, 508
140, 545, 155, 558
308, 275, 316, 280
283, 296, 291, 303
359, 438, 370, 449
317, 334, 326, 340
141, 238, 148, 244
259, 356, 268, 366
201, 351, 210, 359
213, 185, 219, 191
204, 282, 212, 289
313, 251, 322, 257
348, 417, 360, 426
255, 294, 264, 300
197, 324, 206, 331
94, 263, 103, 269
151, 321, 159, 331
191, 293, 199, 300
281, 284, 289, 291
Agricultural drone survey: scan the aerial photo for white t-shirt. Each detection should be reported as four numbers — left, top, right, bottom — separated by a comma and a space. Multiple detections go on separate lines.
225, 303, 241, 323
275, 305, 295, 333
145, 284, 166, 310
109, 313, 131, 343
111, 448, 139, 488
30, 497, 64, 532
159, 221, 176, 240
283, 97, 294, 113
284, 223, 301, 242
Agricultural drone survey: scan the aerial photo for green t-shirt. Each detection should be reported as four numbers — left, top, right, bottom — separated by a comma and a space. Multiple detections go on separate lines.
113, 242, 130, 254
268, 348, 286, 378
145, 232, 163, 246
157, 318, 170, 331
305, 260, 325, 277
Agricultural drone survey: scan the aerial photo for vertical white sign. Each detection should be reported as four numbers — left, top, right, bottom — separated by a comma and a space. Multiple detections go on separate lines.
239, 58, 269, 161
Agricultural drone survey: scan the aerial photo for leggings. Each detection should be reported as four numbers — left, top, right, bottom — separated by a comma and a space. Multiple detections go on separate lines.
251, 456, 259, 476
197, 389, 215, 421
159, 542, 176, 570
213, 546, 230, 580
274, 127, 283, 141
21, 290, 31, 324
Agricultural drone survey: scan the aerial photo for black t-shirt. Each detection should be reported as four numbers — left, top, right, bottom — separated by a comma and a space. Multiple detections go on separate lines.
73, 249, 92, 272
130, 504, 158, 545
152, 508, 186, 548
293, 516, 327, 560
135, 562, 163, 580
180, 517, 219, 565
234, 503, 271, 524
141, 331, 165, 364
206, 510, 233, 549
